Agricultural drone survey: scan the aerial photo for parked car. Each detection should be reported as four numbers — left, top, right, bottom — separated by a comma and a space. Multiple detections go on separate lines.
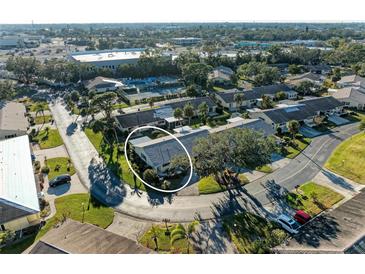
294, 210, 311, 225
276, 214, 301, 234
48, 174, 71, 187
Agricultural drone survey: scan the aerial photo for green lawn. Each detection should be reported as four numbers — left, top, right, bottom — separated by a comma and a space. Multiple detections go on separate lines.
34, 115, 52, 125
27, 100, 49, 112
255, 165, 273, 173
0, 194, 114, 254
286, 182, 344, 216
198, 174, 249, 195
33, 129, 63, 149
84, 128, 145, 191
344, 111, 365, 123
139, 224, 193, 254
223, 212, 287, 254
282, 137, 312, 159
112, 103, 129, 109
46, 157, 76, 180
325, 132, 365, 184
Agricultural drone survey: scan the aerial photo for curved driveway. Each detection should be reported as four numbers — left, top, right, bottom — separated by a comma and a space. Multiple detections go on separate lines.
50, 101, 360, 222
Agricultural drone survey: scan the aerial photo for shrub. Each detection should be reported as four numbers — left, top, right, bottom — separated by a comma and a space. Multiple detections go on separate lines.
143, 169, 159, 186
41, 166, 50, 174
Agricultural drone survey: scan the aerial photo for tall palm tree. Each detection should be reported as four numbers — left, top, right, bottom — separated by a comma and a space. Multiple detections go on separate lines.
170, 220, 199, 254
198, 102, 209, 124
34, 103, 46, 131
173, 107, 183, 127
150, 225, 159, 251
183, 103, 194, 125
234, 93, 244, 111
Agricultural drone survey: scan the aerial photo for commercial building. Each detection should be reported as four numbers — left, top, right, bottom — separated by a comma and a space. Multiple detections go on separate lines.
69, 48, 145, 70
172, 37, 202, 46
0, 135, 40, 232
0, 101, 28, 140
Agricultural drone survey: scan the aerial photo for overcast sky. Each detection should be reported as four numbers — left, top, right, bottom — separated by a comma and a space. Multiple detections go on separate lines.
1, 0, 364, 24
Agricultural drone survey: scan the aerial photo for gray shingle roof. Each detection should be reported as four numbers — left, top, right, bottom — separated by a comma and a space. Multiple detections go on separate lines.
258, 96, 343, 124
115, 97, 216, 129
216, 84, 292, 103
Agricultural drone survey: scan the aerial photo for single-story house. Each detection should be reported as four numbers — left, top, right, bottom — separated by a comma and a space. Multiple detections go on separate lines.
84, 76, 125, 93
286, 72, 323, 87
209, 66, 235, 86
114, 97, 217, 131
305, 64, 331, 75
330, 87, 365, 110
0, 101, 28, 140
249, 96, 344, 132
337, 75, 365, 88
0, 135, 40, 232
131, 118, 275, 172
27, 219, 154, 254
214, 84, 297, 111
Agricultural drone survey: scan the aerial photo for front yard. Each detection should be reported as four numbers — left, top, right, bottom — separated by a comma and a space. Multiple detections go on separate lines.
84, 128, 146, 191
223, 212, 287, 253
286, 182, 344, 216
32, 128, 63, 149
34, 115, 53, 125
198, 174, 249, 195
281, 137, 312, 159
45, 157, 76, 180
325, 132, 365, 184
0, 194, 114, 254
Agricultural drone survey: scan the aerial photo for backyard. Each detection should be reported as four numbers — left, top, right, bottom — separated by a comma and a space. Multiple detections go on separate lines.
0, 194, 114, 254
286, 182, 344, 216
325, 132, 365, 184
32, 128, 63, 149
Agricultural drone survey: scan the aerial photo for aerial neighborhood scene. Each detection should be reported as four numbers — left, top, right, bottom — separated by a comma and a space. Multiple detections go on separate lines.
1, 2, 365, 268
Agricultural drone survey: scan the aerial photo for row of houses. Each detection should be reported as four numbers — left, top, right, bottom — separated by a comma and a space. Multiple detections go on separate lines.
330, 75, 365, 110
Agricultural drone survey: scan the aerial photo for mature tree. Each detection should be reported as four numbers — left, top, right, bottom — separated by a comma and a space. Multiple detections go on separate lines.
295, 80, 316, 95
275, 91, 287, 101
173, 107, 183, 126
261, 95, 274, 109
181, 63, 213, 88
198, 102, 209, 124
0, 80, 15, 100
183, 103, 195, 125
170, 221, 199, 254
193, 128, 277, 180
233, 93, 245, 110
6, 56, 41, 84
70, 91, 80, 103
143, 169, 159, 187
186, 85, 199, 97
237, 61, 279, 86
175, 51, 200, 71
288, 64, 303, 75
287, 120, 300, 139
91, 91, 117, 120
169, 154, 190, 173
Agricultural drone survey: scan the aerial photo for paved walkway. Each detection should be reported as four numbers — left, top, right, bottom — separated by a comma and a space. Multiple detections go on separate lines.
49, 100, 362, 222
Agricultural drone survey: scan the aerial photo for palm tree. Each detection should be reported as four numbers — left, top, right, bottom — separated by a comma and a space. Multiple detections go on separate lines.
234, 93, 244, 111
198, 102, 209, 124
173, 107, 183, 126
34, 103, 46, 131
183, 103, 194, 125
170, 220, 199, 254
150, 225, 159, 251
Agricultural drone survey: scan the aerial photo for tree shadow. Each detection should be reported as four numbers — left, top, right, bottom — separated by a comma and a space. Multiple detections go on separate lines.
322, 170, 355, 191
292, 214, 340, 248
46, 182, 71, 196
66, 122, 78, 136
88, 160, 126, 207
263, 179, 295, 217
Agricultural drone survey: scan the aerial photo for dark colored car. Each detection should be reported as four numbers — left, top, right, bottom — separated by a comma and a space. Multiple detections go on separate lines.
49, 174, 71, 187
294, 210, 311, 225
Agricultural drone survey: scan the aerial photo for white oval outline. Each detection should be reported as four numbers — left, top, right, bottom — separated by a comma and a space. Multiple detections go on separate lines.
124, 125, 193, 193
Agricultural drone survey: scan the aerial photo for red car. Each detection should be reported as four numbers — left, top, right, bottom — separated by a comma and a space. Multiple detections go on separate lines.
294, 210, 311, 225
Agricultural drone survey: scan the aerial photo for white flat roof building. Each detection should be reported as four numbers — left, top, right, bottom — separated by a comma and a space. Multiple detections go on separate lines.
70, 48, 145, 70
0, 135, 40, 226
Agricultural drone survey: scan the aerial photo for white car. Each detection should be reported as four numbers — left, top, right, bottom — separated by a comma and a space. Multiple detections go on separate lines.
276, 214, 301, 234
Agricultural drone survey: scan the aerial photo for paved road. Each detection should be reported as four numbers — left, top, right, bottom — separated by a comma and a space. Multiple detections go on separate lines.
50, 100, 360, 222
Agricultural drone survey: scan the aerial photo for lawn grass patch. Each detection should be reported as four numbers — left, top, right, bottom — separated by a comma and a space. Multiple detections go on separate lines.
34, 115, 52, 125
113, 102, 129, 109
282, 137, 311, 159
198, 174, 249, 195
0, 194, 114, 254
255, 165, 273, 173
27, 100, 49, 112
33, 129, 63, 149
139, 224, 193, 254
325, 132, 365, 184
46, 157, 75, 180
223, 212, 286, 254
84, 128, 145, 191
286, 182, 344, 216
